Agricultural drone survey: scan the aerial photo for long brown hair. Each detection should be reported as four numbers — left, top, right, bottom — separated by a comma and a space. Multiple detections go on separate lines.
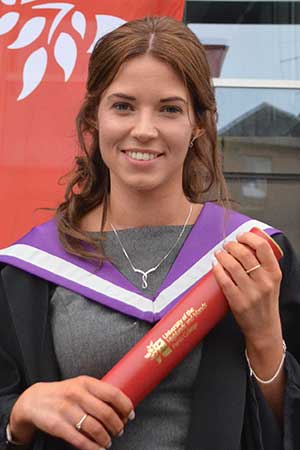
56, 16, 229, 262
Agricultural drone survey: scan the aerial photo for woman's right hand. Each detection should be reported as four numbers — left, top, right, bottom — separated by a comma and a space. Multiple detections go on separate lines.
9, 376, 135, 450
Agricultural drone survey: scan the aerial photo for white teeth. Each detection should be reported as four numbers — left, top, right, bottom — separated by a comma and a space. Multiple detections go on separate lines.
126, 151, 158, 161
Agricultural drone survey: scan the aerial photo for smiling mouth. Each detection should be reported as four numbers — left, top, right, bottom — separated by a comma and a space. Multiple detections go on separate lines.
123, 151, 163, 161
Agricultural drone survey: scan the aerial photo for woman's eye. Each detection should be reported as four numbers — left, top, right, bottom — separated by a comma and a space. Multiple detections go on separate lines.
113, 103, 132, 112
162, 105, 182, 114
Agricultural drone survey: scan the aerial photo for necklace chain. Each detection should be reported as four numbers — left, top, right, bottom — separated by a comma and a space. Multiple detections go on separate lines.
110, 205, 193, 290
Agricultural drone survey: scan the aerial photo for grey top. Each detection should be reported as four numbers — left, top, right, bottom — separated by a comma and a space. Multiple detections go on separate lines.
99, 225, 193, 297
50, 225, 203, 450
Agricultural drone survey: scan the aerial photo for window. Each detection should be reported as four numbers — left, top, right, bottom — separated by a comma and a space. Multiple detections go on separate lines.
186, 1, 300, 251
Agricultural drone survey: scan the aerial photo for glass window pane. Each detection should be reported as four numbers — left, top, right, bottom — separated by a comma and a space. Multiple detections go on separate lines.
189, 24, 300, 80
216, 88, 300, 175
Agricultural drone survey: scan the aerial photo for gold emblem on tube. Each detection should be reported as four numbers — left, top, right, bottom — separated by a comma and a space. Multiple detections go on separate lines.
144, 304, 207, 364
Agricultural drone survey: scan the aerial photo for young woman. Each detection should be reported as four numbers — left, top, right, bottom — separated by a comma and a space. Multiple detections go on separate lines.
0, 16, 299, 450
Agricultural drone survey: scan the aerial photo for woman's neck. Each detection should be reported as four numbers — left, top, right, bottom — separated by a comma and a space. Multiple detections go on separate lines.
80, 187, 202, 232
108, 194, 193, 230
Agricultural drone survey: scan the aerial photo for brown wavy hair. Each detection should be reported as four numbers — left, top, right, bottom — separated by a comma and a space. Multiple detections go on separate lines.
56, 16, 229, 262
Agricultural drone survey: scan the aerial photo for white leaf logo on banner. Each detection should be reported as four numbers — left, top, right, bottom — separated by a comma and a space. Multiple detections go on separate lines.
1, 0, 16, 5
18, 46, 47, 100
71, 10, 86, 39
8, 16, 46, 49
32, 3, 75, 43
54, 31, 77, 81
0, 12, 19, 35
1, 3, 127, 99
88, 15, 126, 53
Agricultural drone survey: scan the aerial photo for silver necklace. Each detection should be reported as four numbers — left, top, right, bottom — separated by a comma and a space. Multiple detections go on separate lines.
109, 205, 193, 290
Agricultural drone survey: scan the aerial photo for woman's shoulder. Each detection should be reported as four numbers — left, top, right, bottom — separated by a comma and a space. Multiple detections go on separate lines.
273, 233, 300, 280
0, 218, 58, 253
0, 217, 59, 269
0, 261, 55, 294
0, 218, 59, 296
198, 202, 282, 241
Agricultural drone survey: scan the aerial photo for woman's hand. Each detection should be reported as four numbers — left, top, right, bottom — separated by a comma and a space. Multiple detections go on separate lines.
9, 376, 134, 450
212, 231, 286, 422
212, 231, 283, 346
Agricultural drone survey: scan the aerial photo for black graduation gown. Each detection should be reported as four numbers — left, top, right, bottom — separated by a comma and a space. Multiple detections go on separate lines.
0, 234, 300, 450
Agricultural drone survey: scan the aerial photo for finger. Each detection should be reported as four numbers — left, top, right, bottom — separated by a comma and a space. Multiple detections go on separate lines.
212, 255, 241, 303
78, 414, 112, 449
223, 241, 261, 275
84, 379, 134, 421
80, 393, 124, 436
237, 232, 280, 271
215, 249, 251, 288
53, 420, 102, 450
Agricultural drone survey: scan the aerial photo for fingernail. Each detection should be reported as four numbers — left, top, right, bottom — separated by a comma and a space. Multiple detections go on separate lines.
107, 442, 112, 449
214, 248, 222, 255
212, 257, 218, 267
117, 428, 124, 437
128, 410, 135, 421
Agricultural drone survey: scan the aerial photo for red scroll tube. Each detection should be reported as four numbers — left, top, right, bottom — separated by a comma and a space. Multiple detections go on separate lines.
101, 227, 283, 407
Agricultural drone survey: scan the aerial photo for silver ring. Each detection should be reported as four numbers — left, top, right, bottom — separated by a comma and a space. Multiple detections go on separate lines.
75, 413, 88, 431
246, 264, 261, 275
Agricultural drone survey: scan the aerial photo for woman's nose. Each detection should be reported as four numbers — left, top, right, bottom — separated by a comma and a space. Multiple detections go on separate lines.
130, 113, 158, 142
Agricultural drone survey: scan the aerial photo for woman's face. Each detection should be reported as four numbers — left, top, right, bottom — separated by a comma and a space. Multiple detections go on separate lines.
97, 54, 197, 196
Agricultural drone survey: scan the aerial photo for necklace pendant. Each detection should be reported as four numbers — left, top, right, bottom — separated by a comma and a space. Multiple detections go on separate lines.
110, 204, 192, 292
142, 273, 148, 289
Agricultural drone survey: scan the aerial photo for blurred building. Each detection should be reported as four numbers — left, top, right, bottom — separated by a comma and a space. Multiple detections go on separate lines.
185, 0, 300, 251
220, 103, 300, 248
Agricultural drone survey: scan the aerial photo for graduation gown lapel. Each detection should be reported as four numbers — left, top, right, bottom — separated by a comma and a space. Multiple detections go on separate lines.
0, 203, 281, 324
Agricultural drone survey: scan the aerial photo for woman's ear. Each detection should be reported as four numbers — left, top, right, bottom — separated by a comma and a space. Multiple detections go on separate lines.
189, 128, 205, 147
193, 128, 205, 139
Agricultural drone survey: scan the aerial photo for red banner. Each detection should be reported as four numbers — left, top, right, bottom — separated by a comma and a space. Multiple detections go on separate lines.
0, 0, 185, 247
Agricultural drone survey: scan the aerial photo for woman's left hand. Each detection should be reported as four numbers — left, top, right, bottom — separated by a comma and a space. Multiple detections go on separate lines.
212, 231, 283, 347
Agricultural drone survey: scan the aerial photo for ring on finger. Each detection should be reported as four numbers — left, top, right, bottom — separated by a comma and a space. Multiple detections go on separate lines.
245, 264, 261, 275
75, 413, 88, 431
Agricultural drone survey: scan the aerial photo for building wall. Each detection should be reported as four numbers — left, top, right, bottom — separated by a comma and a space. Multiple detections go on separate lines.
221, 136, 300, 247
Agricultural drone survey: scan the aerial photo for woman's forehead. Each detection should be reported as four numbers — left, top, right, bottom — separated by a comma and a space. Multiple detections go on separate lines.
102, 54, 189, 100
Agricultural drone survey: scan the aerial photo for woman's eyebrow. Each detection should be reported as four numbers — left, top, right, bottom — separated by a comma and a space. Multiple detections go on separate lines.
107, 93, 136, 101
160, 96, 187, 104
107, 93, 187, 104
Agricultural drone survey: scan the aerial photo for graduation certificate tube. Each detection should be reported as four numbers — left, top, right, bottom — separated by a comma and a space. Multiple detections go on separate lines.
101, 227, 283, 407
